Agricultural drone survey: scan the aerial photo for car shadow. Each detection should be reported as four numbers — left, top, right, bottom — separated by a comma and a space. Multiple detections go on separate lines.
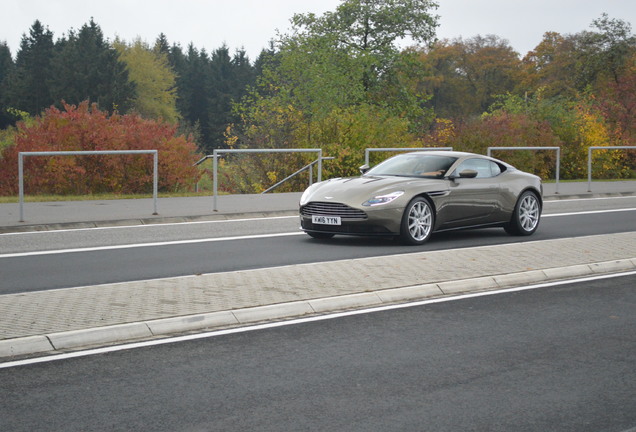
300, 228, 511, 249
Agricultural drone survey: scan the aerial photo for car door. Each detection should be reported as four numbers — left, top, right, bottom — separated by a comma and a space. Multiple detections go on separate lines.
437, 158, 502, 229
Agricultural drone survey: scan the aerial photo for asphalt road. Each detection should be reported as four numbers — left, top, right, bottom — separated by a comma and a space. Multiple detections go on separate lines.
0, 197, 635, 294
1, 274, 634, 431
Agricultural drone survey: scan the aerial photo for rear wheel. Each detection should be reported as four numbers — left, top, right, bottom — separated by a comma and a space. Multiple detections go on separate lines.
505, 191, 541, 236
400, 197, 435, 245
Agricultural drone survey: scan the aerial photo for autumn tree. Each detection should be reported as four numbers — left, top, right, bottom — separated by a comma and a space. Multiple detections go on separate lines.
521, 32, 579, 99
597, 52, 636, 142
576, 14, 636, 87
114, 38, 179, 123
522, 15, 636, 99
414, 35, 523, 118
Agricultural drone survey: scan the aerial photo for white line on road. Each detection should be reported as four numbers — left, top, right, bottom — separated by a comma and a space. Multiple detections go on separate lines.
542, 208, 636, 218
2, 270, 635, 369
0, 232, 305, 258
544, 195, 636, 204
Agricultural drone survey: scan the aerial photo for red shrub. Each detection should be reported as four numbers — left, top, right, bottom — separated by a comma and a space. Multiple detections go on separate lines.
0, 101, 202, 195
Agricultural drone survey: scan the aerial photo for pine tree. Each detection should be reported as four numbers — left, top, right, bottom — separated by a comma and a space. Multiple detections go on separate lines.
6, 20, 55, 115
0, 42, 17, 128
49, 19, 135, 113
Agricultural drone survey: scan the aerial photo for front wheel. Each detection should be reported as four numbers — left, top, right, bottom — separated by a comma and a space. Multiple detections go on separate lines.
505, 191, 541, 236
400, 197, 435, 245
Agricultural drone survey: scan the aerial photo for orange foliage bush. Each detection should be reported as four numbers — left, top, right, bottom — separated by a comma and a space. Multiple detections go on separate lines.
0, 102, 203, 195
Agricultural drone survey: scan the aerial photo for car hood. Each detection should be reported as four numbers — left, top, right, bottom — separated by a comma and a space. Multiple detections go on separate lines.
301, 175, 447, 208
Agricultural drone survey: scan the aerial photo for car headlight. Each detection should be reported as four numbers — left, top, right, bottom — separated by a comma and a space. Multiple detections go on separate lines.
362, 191, 404, 206
300, 185, 317, 206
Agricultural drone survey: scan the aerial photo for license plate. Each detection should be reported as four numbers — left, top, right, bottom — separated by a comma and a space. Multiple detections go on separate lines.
312, 215, 341, 225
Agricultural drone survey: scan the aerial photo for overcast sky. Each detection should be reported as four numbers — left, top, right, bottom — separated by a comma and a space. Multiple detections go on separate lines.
1, 0, 635, 59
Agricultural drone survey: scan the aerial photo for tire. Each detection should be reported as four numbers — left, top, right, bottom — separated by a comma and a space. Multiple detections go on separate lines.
400, 197, 435, 245
505, 191, 541, 236
306, 231, 335, 239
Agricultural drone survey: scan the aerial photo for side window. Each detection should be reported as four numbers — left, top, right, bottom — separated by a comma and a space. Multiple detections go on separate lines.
454, 159, 502, 178
490, 161, 502, 176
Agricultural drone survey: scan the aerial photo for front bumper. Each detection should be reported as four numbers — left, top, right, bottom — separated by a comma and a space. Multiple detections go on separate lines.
299, 202, 404, 236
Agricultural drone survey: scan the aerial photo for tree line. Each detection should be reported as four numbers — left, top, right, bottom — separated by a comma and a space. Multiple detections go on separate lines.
0, 19, 257, 152
1, 0, 635, 196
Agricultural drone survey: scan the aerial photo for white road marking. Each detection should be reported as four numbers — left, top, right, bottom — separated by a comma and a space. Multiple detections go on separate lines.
544, 195, 636, 203
0, 231, 305, 258
542, 208, 636, 217
2, 270, 635, 370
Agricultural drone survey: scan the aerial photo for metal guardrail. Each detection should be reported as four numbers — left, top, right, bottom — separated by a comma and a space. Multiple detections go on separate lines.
364, 147, 453, 166
487, 146, 561, 194
587, 146, 636, 192
195, 148, 324, 211
18, 150, 158, 222
261, 157, 335, 194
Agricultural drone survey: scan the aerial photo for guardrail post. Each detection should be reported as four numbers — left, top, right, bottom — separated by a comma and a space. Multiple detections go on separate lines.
587, 147, 593, 192
17, 150, 159, 222
213, 149, 219, 212
555, 147, 561, 194
18, 153, 24, 222
152, 150, 158, 215
205, 148, 325, 210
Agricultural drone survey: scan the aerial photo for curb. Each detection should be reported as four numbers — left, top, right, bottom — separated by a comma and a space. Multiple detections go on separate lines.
2, 258, 635, 360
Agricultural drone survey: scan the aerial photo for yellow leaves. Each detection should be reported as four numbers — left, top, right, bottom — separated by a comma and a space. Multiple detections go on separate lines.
115, 38, 179, 123
224, 125, 239, 149
266, 171, 278, 183
575, 107, 610, 147
427, 118, 455, 145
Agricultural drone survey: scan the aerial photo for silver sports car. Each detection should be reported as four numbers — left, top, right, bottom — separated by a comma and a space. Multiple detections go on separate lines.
299, 151, 542, 245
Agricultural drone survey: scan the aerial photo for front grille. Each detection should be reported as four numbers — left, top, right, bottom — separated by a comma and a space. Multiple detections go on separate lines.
301, 201, 367, 220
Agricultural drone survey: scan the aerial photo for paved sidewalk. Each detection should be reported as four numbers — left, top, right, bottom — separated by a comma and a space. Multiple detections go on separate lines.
1, 181, 635, 360
1, 232, 635, 359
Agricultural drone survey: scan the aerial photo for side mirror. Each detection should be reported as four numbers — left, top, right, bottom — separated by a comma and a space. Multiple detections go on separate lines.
359, 164, 370, 175
450, 169, 478, 181
458, 169, 478, 178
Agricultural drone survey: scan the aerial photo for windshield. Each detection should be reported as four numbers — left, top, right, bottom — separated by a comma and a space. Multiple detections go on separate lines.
365, 154, 458, 178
